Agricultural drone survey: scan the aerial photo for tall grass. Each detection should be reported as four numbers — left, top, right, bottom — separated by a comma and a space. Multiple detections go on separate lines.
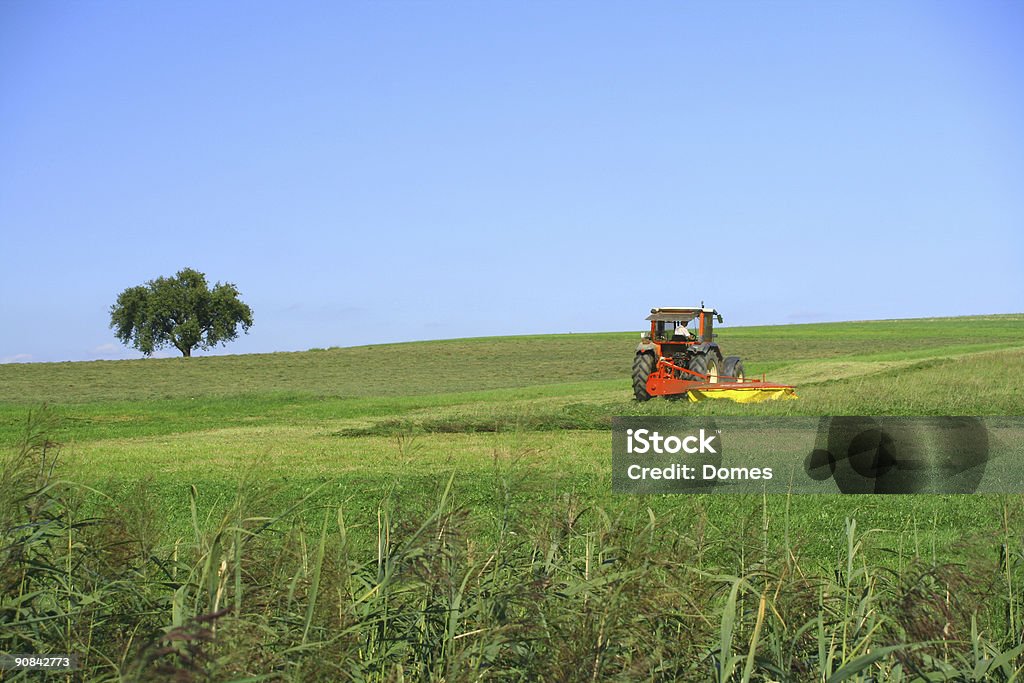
2, 412, 1022, 681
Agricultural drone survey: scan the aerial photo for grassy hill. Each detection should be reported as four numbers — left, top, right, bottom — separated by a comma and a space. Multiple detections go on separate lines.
1, 312, 1021, 562
2, 313, 1022, 403
2, 314, 1023, 680
1, 314, 1020, 446
1, 313, 1021, 498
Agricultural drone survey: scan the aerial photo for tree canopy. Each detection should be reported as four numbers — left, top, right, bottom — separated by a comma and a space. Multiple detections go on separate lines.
110, 268, 253, 357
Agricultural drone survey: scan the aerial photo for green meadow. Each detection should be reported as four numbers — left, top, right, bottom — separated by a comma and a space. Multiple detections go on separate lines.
2, 314, 1023, 680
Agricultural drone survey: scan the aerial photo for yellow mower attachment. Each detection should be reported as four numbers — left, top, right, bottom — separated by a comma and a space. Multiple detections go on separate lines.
687, 385, 798, 403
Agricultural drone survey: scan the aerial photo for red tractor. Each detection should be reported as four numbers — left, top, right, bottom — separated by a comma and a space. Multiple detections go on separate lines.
632, 306, 795, 402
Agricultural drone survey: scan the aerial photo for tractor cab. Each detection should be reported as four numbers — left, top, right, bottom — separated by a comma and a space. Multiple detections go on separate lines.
643, 306, 722, 345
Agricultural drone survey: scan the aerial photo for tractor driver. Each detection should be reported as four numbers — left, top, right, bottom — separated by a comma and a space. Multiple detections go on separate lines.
672, 323, 693, 339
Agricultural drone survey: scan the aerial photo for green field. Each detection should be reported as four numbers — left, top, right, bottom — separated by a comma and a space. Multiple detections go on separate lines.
2, 314, 1023, 681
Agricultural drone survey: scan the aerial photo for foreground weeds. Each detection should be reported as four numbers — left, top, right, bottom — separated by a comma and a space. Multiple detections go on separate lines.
2, 412, 1023, 681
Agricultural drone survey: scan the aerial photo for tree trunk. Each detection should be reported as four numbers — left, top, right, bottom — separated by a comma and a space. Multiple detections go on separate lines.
181, 346, 191, 357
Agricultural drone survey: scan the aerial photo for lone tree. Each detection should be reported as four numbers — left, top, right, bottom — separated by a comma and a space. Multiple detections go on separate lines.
110, 267, 253, 357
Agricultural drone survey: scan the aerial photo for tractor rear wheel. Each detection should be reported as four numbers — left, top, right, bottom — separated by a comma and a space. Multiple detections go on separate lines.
688, 352, 720, 384
632, 353, 657, 401
722, 356, 745, 382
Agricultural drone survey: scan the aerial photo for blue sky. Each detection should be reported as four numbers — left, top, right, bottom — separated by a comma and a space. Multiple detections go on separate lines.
2, 1, 1022, 363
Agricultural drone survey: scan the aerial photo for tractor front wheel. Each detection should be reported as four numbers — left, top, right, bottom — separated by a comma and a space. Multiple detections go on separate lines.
632, 353, 657, 401
688, 353, 720, 384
